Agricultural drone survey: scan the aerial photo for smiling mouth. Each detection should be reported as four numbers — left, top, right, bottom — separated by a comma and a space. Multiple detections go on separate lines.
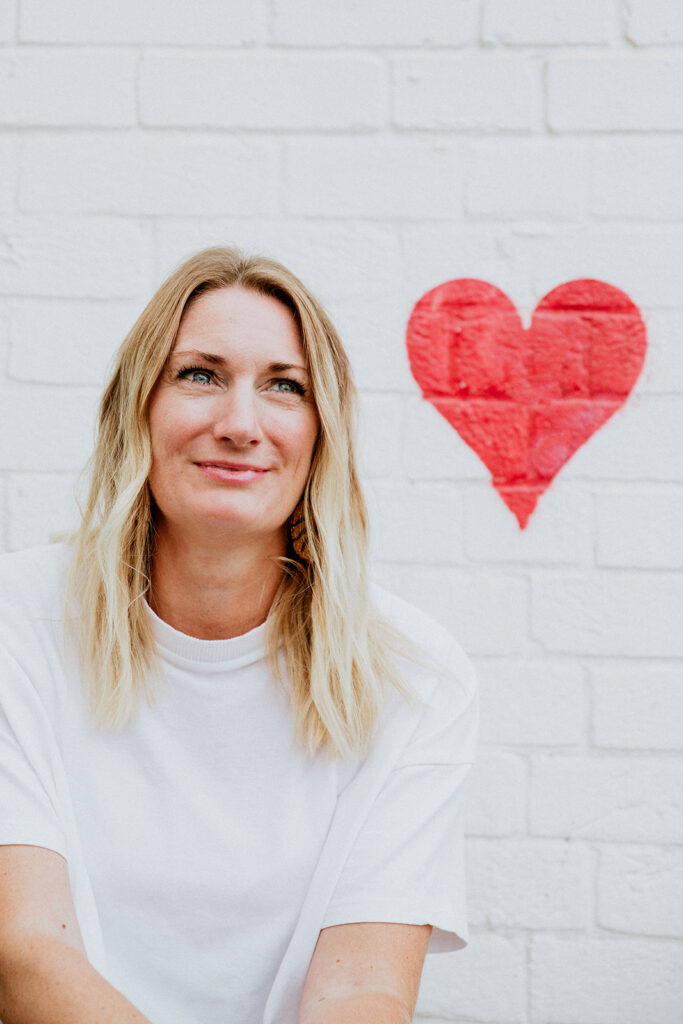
195, 462, 270, 483
198, 462, 269, 472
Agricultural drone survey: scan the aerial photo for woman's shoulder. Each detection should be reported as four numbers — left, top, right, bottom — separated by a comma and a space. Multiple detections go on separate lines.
0, 541, 71, 620
370, 581, 478, 703
368, 582, 478, 770
0, 543, 74, 719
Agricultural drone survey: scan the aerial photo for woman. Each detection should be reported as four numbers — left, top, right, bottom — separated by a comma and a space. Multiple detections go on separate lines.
0, 247, 478, 1024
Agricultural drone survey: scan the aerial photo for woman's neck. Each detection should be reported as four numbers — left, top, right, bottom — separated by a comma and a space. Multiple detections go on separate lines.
147, 523, 286, 640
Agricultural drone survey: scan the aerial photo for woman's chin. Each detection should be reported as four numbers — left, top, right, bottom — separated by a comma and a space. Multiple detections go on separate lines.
161, 508, 285, 546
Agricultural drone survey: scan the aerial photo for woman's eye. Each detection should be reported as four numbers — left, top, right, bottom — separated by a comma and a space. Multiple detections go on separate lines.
178, 367, 214, 385
270, 378, 304, 395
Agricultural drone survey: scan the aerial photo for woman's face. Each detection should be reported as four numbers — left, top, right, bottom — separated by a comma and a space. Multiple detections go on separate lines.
147, 286, 319, 551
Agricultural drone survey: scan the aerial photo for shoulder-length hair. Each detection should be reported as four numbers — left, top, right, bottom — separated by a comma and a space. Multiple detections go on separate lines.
65, 246, 412, 760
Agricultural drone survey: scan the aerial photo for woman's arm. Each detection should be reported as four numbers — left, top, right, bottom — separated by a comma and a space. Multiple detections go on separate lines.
0, 845, 152, 1024
297, 921, 432, 1024
1, 934, 153, 1024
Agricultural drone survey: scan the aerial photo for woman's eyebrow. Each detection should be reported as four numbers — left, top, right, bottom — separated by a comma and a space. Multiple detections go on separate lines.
171, 349, 308, 374
170, 348, 226, 365
269, 361, 309, 374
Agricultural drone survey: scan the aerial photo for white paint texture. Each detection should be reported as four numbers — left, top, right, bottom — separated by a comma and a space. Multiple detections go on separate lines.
1, 3, 681, 1021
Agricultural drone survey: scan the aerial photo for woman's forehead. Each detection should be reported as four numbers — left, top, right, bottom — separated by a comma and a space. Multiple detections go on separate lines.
174, 286, 304, 361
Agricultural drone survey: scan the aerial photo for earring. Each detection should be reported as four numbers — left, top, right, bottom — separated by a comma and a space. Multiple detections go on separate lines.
289, 501, 312, 564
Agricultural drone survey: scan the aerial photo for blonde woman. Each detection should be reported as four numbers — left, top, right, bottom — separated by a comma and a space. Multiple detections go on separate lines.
0, 247, 478, 1024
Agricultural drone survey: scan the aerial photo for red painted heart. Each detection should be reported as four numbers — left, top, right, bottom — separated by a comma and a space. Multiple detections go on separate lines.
406, 279, 647, 528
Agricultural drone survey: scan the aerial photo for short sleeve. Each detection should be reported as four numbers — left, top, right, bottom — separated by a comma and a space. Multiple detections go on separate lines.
0, 646, 68, 857
320, 643, 479, 953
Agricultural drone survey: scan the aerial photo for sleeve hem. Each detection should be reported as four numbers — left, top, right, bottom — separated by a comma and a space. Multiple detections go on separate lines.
0, 831, 68, 860
320, 898, 468, 954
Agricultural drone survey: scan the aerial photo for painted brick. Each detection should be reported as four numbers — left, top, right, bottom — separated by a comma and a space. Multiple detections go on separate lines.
285, 140, 463, 219
592, 667, 683, 751
597, 846, 683, 938
531, 571, 683, 656
531, 935, 683, 1024
357, 393, 404, 480
548, 57, 683, 132
625, 0, 683, 45
596, 488, 683, 568
465, 140, 587, 221
404, 280, 641, 519
468, 839, 592, 929
418, 933, 527, 1023
482, 0, 612, 45
271, 0, 477, 47
140, 54, 382, 131
366, 481, 464, 563
591, 142, 683, 221
466, 752, 527, 837
155, 220, 402, 304
0, 218, 152, 299
8, 299, 139, 386
477, 660, 585, 746
7, 474, 80, 551
391, 567, 531, 656
523, 226, 683, 311
530, 755, 683, 843
0, 386, 99, 471
393, 55, 534, 131
0, 51, 135, 127
20, 135, 279, 217
464, 483, 593, 565
19, 0, 264, 45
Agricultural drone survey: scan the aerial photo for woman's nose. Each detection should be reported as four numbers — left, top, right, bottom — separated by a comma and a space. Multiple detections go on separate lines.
211, 385, 263, 446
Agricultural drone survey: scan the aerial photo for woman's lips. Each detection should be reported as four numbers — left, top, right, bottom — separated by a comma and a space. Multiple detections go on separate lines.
196, 462, 270, 483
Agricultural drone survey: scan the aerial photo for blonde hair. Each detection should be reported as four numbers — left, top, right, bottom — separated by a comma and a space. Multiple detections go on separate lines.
66, 246, 414, 760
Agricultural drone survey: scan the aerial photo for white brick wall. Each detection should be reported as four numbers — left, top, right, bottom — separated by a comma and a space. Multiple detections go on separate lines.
271, 0, 478, 48
0, 51, 136, 126
625, 0, 683, 46
547, 57, 683, 132
285, 139, 464, 219
597, 845, 683, 938
465, 139, 588, 221
468, 838, 594, 929
1, 2, 681, 1021
19, 0, 265, 45
591, 141, 683, 220
482, 0, 614, 46
0, 217, 153, 297
0, 1, 15, 42
392, 55, 536, 131
530, 936, 683, 1024
530, 755, 683, 843
140, 54, 385, 131
419, 934, 527, 1022
591, 667, 683, 750
20, 134, 280, 216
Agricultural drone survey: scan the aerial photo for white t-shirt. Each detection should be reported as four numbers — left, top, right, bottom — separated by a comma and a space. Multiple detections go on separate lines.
0, 542, 478, 1024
